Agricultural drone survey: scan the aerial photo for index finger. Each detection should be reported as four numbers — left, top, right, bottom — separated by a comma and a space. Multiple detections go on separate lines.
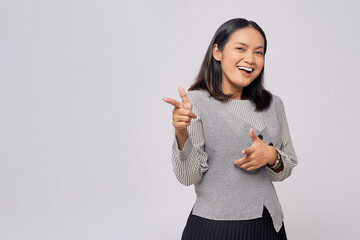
163, 97, 182, 108
234, 156, 247, 165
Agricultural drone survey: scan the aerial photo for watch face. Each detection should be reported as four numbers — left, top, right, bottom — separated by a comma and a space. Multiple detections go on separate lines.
272, 156, 283, 169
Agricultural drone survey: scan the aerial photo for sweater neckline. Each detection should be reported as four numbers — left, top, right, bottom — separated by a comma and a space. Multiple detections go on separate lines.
223, 98, 253, 106
221, 98, 257, 113
226, 98, 251, 102
221, 98, 265, 131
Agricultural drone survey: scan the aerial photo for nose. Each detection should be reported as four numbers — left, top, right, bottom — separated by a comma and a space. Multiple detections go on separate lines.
243, 52, 255, 64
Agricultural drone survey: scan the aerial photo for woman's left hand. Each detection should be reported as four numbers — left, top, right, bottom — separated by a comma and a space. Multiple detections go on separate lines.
233, 128, 277, 171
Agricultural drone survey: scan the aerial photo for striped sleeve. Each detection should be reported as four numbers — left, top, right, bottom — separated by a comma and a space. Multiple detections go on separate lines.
171, 101, 209, 186
266, 96, 298, 182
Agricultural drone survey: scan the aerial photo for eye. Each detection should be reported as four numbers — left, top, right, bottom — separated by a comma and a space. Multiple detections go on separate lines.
255, 51, 264, 56
236, 47, 245, 51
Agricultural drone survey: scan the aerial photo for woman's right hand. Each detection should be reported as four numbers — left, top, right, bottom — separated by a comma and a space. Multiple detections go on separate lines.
163, 86, 197, 133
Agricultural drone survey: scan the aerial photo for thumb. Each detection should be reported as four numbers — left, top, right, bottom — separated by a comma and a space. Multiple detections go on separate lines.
249, 128, 258, 142
178, 86, 190, 104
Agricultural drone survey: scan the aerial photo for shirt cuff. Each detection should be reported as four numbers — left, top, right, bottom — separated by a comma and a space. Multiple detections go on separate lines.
172, 133, 194, 161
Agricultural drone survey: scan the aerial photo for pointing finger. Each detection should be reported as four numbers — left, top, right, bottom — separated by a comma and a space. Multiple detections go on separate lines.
163, 97, 182, 108
234, 156, 247, 165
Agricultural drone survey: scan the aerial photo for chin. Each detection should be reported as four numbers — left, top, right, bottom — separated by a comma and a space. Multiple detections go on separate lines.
233, 79, 253, 87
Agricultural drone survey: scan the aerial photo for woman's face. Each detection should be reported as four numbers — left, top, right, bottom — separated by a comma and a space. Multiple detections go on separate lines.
213, 26, 265, 98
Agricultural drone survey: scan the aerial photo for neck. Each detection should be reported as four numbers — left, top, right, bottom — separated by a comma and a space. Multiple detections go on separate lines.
222, 81, 244, 100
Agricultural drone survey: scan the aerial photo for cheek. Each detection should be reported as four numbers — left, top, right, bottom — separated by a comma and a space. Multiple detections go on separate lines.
223, 52, 239, 66
256, 59, 264, 71
221, 59, 235, 72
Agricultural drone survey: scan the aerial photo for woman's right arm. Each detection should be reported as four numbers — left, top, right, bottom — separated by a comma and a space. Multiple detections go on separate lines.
171, 100, 209, 186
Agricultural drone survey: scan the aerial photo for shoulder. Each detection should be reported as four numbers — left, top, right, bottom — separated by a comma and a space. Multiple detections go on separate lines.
269, 93, 286, 122
270, 93, 284, 110
272, 93, 282, 103
261, 93, 285, 118
186, 89, 211, 103
186, 89, 209, 98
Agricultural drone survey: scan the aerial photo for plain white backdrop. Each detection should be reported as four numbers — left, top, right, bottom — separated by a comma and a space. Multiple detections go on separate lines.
1, 0, 359, 239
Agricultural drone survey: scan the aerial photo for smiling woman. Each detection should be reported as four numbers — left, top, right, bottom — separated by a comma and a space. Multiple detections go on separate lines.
163, 18, 298, 240
188, 18, 272, 110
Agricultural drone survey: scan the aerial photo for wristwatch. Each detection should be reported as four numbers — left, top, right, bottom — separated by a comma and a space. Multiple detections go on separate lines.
268, 150, 282, 170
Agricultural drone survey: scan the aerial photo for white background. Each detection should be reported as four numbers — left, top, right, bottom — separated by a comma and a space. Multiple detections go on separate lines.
1, 0, 359, 239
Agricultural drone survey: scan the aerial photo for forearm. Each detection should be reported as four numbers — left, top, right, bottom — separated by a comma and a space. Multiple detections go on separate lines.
175, 128, 188, 150
171, 129, 209, 186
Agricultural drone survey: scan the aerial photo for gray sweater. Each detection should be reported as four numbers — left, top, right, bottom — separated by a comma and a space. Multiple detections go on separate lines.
171, 89, 298, 232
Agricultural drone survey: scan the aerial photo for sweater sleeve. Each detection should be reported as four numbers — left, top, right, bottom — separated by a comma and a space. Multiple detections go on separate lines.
171, 101, 209, 186
265, 96, 298, 182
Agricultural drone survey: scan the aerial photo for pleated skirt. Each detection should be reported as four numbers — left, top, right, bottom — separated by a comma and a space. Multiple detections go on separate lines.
181, 206, 287, 240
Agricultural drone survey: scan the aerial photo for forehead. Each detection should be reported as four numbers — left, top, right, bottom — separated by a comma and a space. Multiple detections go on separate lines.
228, 27, 264, 47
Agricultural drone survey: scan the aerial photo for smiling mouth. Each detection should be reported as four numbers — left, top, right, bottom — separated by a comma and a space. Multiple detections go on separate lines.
237, 66, 254, 74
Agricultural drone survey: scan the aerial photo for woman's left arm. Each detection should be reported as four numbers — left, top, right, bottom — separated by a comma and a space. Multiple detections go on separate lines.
266, 96, 298, 182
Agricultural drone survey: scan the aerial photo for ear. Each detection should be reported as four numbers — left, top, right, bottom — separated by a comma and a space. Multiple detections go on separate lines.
212, 44, 222, 62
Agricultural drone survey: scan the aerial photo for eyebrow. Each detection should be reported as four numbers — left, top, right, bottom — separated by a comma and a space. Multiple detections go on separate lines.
235, 42, 264, 50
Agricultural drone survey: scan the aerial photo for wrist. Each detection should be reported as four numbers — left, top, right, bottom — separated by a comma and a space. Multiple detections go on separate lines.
267, 146, 278, 166
175, 128, 188, 137
267, 147, 282, 170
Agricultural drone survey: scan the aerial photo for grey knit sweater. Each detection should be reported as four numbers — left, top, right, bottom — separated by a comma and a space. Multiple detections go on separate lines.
171, 89, 298, 232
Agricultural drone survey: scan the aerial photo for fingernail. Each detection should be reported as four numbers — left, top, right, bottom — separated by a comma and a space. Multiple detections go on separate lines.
242, 150, 245, 154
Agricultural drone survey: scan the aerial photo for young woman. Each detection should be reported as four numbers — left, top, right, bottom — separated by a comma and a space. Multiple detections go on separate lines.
163, 18, 298, 240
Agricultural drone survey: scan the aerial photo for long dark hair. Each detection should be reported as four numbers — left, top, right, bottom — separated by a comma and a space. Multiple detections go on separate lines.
188, 18, 272, 111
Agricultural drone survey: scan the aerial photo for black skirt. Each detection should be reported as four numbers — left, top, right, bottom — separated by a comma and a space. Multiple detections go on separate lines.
181, 206, 287, 240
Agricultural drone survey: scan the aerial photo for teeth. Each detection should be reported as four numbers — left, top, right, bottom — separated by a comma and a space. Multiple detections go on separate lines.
237, 66, 253, 72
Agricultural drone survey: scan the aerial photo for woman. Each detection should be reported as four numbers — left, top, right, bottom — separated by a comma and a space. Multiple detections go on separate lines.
163, 18, 298, 240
